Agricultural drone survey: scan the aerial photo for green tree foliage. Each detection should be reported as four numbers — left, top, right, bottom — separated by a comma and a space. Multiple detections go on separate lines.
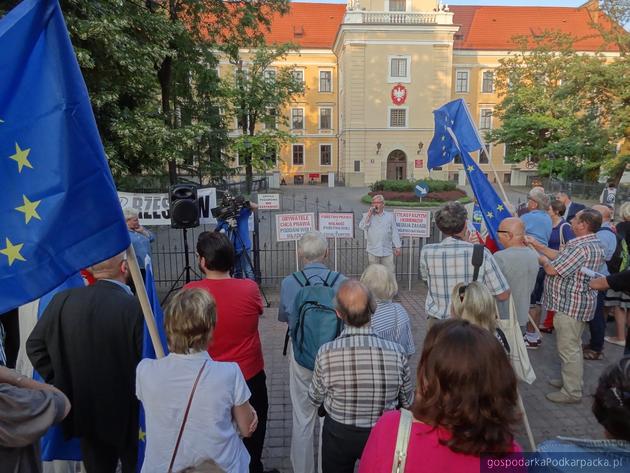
488, 28, 629, 182
222, 43, 304, 192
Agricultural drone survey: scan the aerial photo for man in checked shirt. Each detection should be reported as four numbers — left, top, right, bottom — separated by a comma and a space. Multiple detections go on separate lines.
308, 280, 413, 473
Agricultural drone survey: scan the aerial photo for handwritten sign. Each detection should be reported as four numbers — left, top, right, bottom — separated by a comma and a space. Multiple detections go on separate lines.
275, 213, 316, 241
318, 213, 354, 238
257, 193, 280, 210
394, 210, 431, 238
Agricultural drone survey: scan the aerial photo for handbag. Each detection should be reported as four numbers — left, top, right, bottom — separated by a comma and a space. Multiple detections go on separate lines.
497, 297, 536, 384
168, 360, 209, 473
559, 222, 570, 250
391, 409, 413, 473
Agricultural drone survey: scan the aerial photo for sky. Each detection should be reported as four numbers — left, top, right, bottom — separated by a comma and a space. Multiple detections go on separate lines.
291, 1, 588, 5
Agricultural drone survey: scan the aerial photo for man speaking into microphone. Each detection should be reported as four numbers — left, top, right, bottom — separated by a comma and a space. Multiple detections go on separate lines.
359, 194, 402, 275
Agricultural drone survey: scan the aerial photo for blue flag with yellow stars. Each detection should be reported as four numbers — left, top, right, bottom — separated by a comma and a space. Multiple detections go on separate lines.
427, 99, 483, 170
461, 150, 510, 244
0, 0, 129, 313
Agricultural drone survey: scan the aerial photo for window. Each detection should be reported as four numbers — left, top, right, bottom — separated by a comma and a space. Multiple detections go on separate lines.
319, 107, 332, 130
320, 144, 332, 166
388, 0, 406, 12
264, 146, 277, 166
482, 70, 494, 93
479, 149, 490, 164
263, 68, 276, 81
503, 172, 511, 184
480, 108, 493, 130
264, 108, 276, 130
354, 160, 361, 172
292, 69, 304, 83
388, 56, 410, 83
389, 108, 407, 128
504, 143, 510, 163
455, 70, 469, 93
319, 70, 332, 92
291, 108, 304, 130
292, 144, 304, 165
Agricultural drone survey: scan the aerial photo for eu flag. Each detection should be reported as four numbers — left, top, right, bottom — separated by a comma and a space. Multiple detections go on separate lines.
0, 0, 129, 313
137, 256, 168, 472
427, 99, 483, 170
461, 151, 510, 244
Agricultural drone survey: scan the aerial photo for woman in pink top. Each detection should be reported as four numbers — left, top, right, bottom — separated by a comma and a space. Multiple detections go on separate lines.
358, 320, 523, 473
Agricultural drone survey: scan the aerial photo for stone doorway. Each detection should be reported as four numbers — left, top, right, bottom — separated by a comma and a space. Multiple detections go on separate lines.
386, 149, 407, 180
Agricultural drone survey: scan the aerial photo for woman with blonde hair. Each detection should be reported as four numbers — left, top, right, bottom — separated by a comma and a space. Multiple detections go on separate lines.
360, 264, 415, 355
451, 281, 509, 352
136, 288, 257, 473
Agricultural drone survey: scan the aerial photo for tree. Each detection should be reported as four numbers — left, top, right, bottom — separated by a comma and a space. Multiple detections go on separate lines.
487, 30, 630, 182
222, 43, 304, 192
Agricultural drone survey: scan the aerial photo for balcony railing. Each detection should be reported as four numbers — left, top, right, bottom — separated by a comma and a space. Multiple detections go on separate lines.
344, 11, 454, 25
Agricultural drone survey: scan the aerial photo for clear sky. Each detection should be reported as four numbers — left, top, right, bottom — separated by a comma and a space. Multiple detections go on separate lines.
291, 0, 588, 5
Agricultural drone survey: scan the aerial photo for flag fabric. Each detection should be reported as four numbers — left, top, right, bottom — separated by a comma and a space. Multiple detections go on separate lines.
461, 151, 511, 244
427, 99, 483, 170
137, 256, 169, 472
33, 272, 85, 462
0, 0, 129, 313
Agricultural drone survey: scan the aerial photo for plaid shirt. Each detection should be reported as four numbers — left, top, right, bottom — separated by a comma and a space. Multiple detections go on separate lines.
542, 234, 605, 321
308, 326, 412, 428
420, 237, 510, 320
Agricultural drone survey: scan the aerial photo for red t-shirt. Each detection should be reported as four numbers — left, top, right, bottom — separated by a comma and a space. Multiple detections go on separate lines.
185, 278, 264, 380
358, 410, 524, 473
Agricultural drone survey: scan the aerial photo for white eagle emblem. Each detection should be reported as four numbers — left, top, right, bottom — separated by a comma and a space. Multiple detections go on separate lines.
391, 84, 407, 105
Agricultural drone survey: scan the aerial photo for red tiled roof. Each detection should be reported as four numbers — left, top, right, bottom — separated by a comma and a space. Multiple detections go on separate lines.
450, 5, 620, 52
261, 3, 620, 52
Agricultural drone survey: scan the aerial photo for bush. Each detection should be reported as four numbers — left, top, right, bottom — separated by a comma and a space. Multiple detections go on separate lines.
370, 178, 456, 193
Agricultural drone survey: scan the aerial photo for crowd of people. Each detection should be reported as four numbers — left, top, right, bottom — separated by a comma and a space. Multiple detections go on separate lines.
1, 188, 629, 473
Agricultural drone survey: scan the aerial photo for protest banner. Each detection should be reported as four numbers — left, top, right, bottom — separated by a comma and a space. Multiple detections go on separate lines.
394, 209, 431, 238
318, 212, 354, 271
257, 193, 281, 210
276, 213, 316, 271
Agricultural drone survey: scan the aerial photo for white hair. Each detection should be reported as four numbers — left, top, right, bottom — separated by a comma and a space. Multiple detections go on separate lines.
123, 208, 139, 220
360, 264, 398, 301
528, 188, 550, 210
372, 194, 385, 203
620, 202, 630, 222
298, 231, 328, 262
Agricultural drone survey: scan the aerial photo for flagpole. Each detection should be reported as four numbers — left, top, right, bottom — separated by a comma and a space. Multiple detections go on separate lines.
461, 102, 512, 211
126, 245, 165, 359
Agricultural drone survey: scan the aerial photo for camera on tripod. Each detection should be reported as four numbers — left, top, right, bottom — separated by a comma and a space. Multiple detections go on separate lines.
211, 192, 251, 227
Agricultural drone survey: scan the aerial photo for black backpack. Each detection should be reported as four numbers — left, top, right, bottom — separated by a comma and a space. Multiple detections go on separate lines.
600, 227, 625, 274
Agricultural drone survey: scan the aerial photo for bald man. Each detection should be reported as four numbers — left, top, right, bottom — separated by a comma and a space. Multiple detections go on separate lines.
27, 253, 143, 473
308, 280, 412, 473
494, 218, 540, 329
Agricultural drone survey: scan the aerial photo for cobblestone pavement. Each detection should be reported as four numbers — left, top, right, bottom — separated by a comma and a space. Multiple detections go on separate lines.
257, 285, 626, 473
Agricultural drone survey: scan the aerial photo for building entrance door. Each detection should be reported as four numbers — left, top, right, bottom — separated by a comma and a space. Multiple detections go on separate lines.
386, 150, 407, 180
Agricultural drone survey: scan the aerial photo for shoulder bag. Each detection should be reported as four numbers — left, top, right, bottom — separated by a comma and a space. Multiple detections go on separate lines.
391, 409, 413, 473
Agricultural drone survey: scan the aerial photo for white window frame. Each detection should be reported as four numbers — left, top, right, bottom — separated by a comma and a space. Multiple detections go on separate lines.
388, 106, 408, 128
263, 68, 276, 81
292, 143, 305, 166
503, 143, 510, 164
479, 108, 493, 131
291, 107, 305, 130
354, 160, 361, 172
388, 55, 411, 83
455, 69, 469, 93
292, 68, 305, 84
319, 144, 333, 167
385, 0, 410, 12
319, 69, 333, 93
481, 70, 494, 93
318, 107, 333, 131
263, 145, 277, 166
264, 107, 277, 130
479, 147, 491, 164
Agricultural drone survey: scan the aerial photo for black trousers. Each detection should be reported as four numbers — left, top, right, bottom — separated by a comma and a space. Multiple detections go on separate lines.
321, 416, 372, 473
80, 436, 137, 473
243, 370, 269, 473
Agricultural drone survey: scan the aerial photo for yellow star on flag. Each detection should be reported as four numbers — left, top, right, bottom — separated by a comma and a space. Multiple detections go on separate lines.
497, 204, 505, 212
9, 143, 33, 173
139, 428, 146, 442
15, 195, 42, 224
0, 238, 26, 266
466, 165, 475, 172
486, 211, 494, 218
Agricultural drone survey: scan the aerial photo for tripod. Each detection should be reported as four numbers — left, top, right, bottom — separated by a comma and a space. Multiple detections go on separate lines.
162, 227, 201, 304
222, 219, 270, 307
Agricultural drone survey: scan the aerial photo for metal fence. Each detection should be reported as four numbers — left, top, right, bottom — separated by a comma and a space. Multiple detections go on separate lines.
146, 191, 442, 290
526, 177, 630, 203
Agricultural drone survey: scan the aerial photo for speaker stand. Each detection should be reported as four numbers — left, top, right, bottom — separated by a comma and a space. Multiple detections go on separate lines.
161, 227, 201, 304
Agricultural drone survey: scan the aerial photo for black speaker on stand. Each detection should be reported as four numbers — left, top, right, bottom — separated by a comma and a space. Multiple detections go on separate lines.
163, 184, 201, 302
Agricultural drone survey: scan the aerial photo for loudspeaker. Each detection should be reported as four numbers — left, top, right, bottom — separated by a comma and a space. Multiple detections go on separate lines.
169, 184, 200, 229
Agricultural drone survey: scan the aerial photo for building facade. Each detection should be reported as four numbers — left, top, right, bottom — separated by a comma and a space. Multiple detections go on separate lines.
223, 0, 619, 187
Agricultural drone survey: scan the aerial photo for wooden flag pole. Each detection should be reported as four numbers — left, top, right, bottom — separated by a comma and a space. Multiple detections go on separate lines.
126, 244, 165, 359
517, 390, 536, 451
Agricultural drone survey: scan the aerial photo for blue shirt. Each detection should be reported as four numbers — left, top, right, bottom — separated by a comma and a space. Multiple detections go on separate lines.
129, 230, 154, 269
596, 224, 618, 276
278, 263, 346, 326
522, 210, 552, 245
216, 208, 251, 253
548, 219, 575, 251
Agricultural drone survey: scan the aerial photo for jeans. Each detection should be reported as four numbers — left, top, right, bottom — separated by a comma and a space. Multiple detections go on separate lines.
234, 250, 255, 280
588, 291, 606, 352
321, 416, 371, 473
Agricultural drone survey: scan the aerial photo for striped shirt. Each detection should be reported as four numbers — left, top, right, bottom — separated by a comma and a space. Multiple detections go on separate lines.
308, 326, 413, 428
370, 301, 415, 356
542, 234, 605, 321
420, 237, 510, 320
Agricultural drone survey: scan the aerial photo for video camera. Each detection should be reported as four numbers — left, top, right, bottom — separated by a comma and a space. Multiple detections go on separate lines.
211, 192, 251, 225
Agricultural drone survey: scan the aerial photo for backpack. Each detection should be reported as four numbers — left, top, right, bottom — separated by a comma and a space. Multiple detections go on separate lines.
290, 270, 342, 370
600, 227, 629, 274
472, 244, 485, 281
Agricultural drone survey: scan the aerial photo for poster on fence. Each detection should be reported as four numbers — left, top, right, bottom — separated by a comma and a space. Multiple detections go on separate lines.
257, 193, 280, 210
276, 213, 315, 241
318, 213, 354, 239
394, 209, 431, 238
118, 188, 217, 226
